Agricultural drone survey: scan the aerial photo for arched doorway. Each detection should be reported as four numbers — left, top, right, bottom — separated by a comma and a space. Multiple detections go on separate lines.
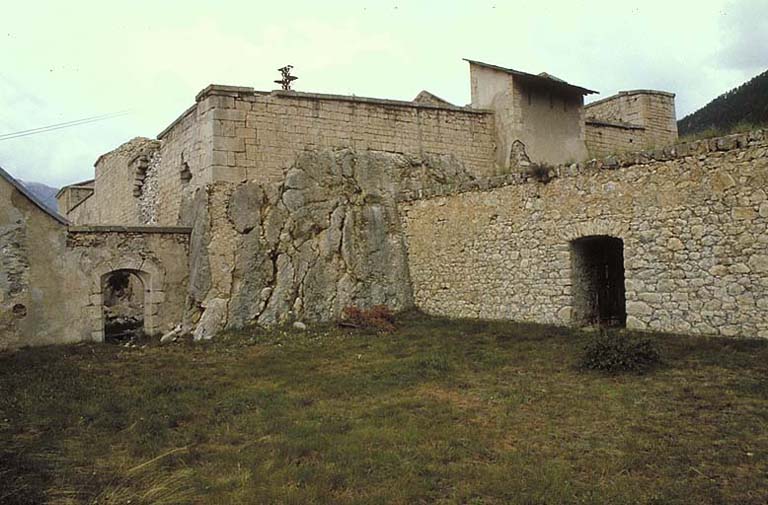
570, 235, 626, 327
89, 262, 163, 343
102, 269, 145, 342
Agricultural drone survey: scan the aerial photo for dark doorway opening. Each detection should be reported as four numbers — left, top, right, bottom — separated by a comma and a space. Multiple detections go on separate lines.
571, 235, 626, 327
102, 270, 145, 342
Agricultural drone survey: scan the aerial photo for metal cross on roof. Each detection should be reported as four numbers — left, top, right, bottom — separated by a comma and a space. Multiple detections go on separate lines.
275, 65, 298, 90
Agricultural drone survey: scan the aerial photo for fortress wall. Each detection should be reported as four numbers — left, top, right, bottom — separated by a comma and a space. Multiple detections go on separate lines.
401, 130, 768, 338
150, 104, 213, 226
88, 137, 157, 225
585, 91, 677, 155
199, 87, 498, 186
585, 121, 643, 158
63, 103, 214, 227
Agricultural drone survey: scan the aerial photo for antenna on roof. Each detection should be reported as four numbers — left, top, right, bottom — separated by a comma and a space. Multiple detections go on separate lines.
275, 65, 298, 90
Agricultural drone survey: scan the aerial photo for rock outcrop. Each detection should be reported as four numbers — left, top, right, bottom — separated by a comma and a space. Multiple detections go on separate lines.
188, 148, 475, 331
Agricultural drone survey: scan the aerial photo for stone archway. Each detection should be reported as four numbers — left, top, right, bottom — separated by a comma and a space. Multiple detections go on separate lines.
89, 260, 164, 342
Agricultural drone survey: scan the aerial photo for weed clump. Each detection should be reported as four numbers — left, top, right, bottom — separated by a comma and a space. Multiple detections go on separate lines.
523, 162, 555, 184
339, 305, 396, 332
580, 330, 661, 374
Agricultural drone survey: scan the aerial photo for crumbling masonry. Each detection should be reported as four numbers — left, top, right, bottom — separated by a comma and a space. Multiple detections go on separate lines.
2, 59, 766, 350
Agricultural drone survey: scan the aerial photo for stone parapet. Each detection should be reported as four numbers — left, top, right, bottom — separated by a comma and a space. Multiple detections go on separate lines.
398, 129, 768, 203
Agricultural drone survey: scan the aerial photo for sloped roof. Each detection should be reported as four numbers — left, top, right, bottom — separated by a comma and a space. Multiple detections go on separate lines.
56, 178, 94, 199
464, 59, 598, 95
413, 90, 456, 107
0, 165, 69, 225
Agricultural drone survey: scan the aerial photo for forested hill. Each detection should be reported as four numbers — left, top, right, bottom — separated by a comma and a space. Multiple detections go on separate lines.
678, 68, 768, 136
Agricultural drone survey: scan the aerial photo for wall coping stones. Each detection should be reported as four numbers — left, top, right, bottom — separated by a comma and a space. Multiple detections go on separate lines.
157, 104, 197, 140
67, 225, 192, 234
267, 90, 494, 114
192, 83, 493, 115
398, 128, 768, 203
585, 89, 676, 109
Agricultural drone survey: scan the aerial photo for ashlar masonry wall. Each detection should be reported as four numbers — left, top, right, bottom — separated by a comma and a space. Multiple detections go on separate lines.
401, 130, 768, 338
585, 90, 678, 157
198, 86, 498, 187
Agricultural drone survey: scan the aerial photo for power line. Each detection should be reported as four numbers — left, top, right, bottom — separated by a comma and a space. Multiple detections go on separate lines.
0, 111, 131, 141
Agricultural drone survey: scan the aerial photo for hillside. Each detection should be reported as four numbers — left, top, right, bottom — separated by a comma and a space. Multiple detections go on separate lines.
20, 180, 59, 212
678, 68, 768, 136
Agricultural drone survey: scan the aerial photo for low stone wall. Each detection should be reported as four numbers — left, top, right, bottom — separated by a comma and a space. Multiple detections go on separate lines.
401, 130, 768, 338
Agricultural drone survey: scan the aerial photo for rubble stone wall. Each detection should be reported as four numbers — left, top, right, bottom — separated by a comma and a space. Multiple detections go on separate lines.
64, 103, 214, 227
401, 130, 768, 338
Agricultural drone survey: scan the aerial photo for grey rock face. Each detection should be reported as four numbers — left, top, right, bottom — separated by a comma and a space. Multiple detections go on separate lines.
215, 148, 473, 329
193, 298, 228, 341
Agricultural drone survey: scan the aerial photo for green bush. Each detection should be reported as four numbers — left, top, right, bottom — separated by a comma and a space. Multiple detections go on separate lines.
580, 331, 661, 374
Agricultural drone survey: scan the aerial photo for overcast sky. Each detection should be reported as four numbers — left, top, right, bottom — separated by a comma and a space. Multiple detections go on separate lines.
1, 0, 766, 187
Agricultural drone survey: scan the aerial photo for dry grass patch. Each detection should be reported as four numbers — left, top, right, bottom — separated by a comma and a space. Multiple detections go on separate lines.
1, 312, 767, 504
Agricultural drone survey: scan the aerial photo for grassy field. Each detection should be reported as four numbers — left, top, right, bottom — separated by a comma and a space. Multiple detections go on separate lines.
1, 312, 767, 504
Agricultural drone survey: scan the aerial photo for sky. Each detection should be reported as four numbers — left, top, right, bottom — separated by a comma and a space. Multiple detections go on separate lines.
1, 0, 767, 187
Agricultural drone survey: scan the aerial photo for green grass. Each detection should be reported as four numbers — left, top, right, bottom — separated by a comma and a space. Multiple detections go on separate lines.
2, 312, 767, 504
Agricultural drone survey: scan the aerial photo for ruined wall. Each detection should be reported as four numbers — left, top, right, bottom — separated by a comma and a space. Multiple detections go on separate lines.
198, 86, 497, 187
401, 130, 768, 338
585, 90, 677, 156
63, 102, 214, 227
1, 167, 190, 350
65, 227, 190, 341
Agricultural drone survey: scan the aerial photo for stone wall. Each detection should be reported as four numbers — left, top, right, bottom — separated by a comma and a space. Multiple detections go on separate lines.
1, 169, 65, 349
1, 166, 191, 350
63, 103, 213, 227
65, 226, 191, 342
585, 90, 677, 156
401, 129, 768, 338
584, 120, 645, 159
197, 86, 497, 187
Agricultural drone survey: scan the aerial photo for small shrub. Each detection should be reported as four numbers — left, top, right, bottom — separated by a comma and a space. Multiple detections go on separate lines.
580, 330, 661, 374
340, 305, 396, 332
525, 162, 554, 183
